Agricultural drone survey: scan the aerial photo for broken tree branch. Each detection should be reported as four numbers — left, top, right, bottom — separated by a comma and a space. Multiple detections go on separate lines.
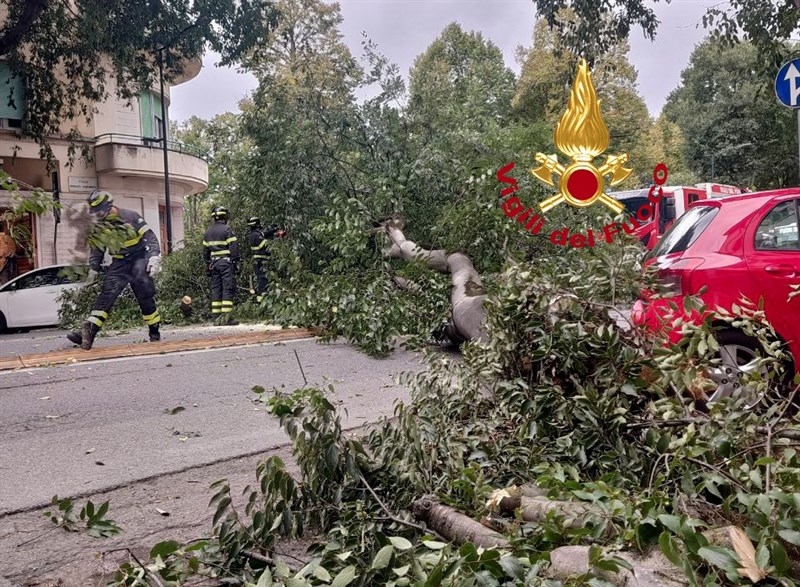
382, 218, 487, 343
412, 496, 509, 549
358, 473, 435, 536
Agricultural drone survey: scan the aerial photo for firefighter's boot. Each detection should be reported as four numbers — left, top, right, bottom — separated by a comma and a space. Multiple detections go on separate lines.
66, 331, 83, 346
149, 324, 161, 342
80, 321, 99, 350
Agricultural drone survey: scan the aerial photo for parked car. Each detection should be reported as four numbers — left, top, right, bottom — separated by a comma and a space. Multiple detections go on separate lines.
631, 188, 800, 402
0, 264, 87, 331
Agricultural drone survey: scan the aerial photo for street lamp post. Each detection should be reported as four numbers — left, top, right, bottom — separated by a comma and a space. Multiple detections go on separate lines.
157, 48, 173, 254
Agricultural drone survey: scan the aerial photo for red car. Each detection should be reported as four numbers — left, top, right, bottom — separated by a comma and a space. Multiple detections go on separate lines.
632, 188, 800, 402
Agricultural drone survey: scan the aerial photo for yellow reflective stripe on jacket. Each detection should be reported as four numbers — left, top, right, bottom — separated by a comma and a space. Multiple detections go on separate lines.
122, 234, 143, 247
203, 240, 229, 247
226, 236, 237, 243
210, 250, 231, 257
137, 225, 148, 236
251, 239, 268, 251
253, 254, 269, 259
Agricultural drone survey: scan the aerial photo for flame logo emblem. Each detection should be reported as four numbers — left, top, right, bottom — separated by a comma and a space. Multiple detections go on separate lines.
531, 59, 631, 214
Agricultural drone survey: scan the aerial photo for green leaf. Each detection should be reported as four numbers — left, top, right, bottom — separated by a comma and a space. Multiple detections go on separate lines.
256, 568, 273, 587
389, 536, 413, 551
697, 546, 739, 575
772, 541, 791, 575
393, 565, 410, 577
371, 544, 394, 570
313, 566, 332, 582
498, 555, 523, 578
149, 540, 181, 559
778, 529, 800, 545
331, 566, 357, 587
659, 532, 682, 567
756, 494, 772, 516
422, 540, 447, 550
657, 514, 681, 534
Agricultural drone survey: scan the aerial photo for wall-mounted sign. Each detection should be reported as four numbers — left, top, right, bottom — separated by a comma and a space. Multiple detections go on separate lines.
67, 176, 97, 193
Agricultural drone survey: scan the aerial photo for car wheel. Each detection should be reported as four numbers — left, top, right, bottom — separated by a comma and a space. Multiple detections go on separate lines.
705, 330, 777, 408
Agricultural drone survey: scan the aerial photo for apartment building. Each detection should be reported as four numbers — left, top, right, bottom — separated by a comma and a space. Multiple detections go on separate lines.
0, 58, 209, 278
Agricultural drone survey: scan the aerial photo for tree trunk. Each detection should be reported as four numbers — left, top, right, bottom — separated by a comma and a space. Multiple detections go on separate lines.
383, 218, 487, 344
412, 496, 509, 549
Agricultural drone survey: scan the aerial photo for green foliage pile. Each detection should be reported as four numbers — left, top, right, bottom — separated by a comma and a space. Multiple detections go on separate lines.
110, 242, 800, 586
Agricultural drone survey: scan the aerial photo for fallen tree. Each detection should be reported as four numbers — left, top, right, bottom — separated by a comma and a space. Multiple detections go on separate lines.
382, 217, 488, 344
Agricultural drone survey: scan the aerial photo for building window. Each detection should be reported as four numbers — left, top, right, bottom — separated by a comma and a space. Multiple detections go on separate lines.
139, 91, 167, 140
0, 62, 25, 129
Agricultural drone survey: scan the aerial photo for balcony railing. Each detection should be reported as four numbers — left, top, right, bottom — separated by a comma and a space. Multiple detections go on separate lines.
94, 133, 208, 161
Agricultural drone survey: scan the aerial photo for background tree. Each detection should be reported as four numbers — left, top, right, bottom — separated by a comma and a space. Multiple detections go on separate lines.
234, 0, 364, 259
530, 0, 800, 69
663, 39, 798, 189
408, 23, 515, 137
172, 113, 248, 231
0, 0, 277, 161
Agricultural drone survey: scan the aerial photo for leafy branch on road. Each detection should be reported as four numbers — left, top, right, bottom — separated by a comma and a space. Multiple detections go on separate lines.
44, 495, 122, 538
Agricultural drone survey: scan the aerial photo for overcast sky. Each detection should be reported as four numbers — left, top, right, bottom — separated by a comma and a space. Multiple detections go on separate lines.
170, 0, 718, 122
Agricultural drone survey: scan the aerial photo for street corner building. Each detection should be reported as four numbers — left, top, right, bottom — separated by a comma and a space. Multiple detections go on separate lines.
0, 54, 209, 276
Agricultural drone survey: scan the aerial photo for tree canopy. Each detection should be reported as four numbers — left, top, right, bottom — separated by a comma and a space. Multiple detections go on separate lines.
531, 0, 800, 67
1, 0, 277, 162
664, 38, 799, 189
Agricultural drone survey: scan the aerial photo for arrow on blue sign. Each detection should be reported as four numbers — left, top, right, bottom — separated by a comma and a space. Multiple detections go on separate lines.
776, 59, 800, 108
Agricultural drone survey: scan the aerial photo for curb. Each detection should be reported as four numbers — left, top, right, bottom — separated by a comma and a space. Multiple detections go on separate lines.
0, 328, 319, 371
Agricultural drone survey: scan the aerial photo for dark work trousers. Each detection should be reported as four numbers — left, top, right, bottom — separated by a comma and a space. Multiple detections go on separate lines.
210, 257, 235, 315
254, 259, 268, 302
87, 254, 160, 329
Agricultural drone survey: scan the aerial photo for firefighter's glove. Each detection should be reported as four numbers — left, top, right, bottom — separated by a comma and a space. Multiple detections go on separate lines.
146, 255, 162, 277
86, 269, 99, 285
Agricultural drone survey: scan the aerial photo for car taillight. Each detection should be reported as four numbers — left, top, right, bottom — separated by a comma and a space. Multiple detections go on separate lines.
657, 257, 705, 297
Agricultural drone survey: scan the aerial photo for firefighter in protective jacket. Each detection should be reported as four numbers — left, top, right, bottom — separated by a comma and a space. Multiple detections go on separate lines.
247, 216, 276, 303
67, 189, 162, 350
203, 206, 239, 324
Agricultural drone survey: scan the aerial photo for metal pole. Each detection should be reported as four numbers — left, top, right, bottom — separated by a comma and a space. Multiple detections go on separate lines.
796, 108, 800, 184
158, 49, 173, 254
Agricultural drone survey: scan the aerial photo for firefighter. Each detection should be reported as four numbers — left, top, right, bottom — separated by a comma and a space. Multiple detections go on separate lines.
67, 189, 162, 350
203, 206, 239, 324
247, 216, 277, 303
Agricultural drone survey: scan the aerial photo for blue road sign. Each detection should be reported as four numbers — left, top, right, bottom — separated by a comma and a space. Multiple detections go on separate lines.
776, 59, 800, 108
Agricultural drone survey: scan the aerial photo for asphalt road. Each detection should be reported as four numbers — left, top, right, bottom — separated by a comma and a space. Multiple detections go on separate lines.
0, 337, 421, 515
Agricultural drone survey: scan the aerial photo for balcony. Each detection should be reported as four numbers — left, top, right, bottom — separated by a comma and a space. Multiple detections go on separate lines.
93, 134, 209, 196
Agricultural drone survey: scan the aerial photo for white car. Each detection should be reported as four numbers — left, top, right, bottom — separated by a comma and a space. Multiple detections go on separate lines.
0, 264, 87, 331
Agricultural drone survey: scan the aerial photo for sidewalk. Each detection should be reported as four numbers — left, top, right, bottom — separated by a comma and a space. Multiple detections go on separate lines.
0, 323, 317, 371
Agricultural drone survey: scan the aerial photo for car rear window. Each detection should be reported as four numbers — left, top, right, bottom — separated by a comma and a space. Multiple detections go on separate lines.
646, 205, 719, 260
